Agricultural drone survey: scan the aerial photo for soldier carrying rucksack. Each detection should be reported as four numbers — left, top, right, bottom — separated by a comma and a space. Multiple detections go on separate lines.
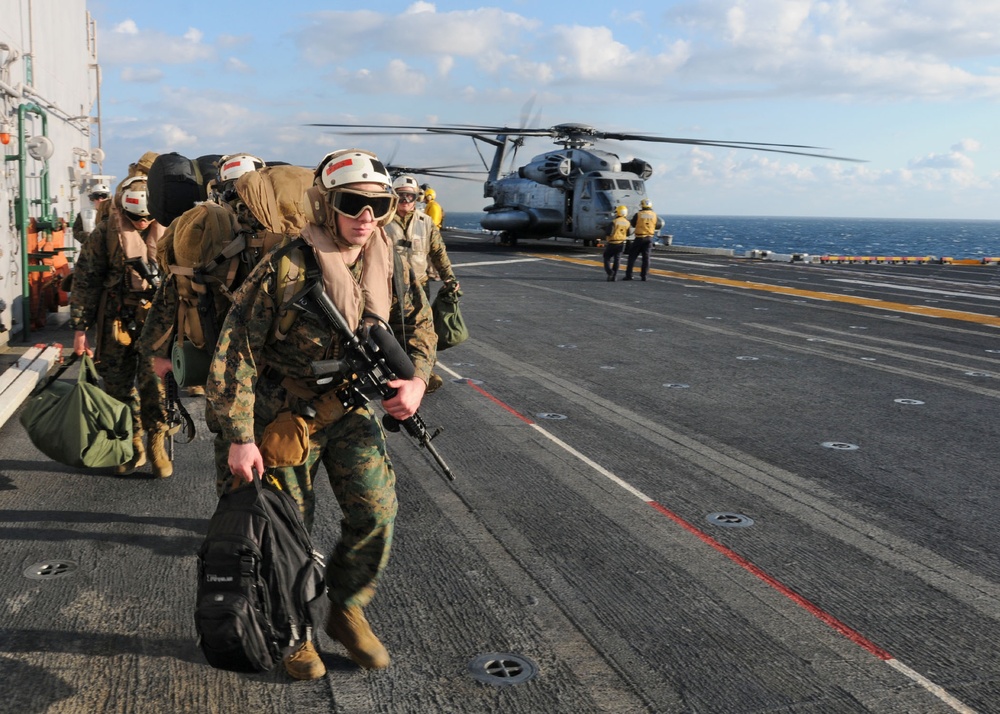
138, 156, 315, 487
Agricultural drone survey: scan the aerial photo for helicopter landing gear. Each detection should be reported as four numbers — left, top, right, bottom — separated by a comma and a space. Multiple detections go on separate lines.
499, 231, 519, 247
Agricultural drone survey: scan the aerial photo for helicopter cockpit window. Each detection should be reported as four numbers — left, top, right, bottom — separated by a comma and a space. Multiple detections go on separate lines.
616, 179, 632, 190
633, 181, 645, 191
595, 179, 615, 191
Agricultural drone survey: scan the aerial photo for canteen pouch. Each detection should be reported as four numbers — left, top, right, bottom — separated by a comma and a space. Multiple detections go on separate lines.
112, 318, 132, 346
259, 410, 310, 468
172, 339, 212, 387
306, 389, 347, 434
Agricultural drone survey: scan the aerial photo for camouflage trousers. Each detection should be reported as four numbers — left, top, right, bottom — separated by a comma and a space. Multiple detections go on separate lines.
95, 317, 167, 437
216, 379, 398, 610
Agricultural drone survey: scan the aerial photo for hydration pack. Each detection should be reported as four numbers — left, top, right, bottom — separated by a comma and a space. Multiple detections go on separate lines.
194, 473, 325, 673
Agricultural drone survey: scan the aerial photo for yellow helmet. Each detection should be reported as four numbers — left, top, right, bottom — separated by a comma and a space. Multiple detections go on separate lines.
616, 205, 628, 217
640, 198, 652, 209
424, 187, 436, 201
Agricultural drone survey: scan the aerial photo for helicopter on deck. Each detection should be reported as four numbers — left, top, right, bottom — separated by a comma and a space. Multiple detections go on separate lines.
311, 121, 861, 246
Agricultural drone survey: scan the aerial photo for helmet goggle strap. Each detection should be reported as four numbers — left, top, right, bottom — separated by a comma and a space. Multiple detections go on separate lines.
327, 187, 397, 222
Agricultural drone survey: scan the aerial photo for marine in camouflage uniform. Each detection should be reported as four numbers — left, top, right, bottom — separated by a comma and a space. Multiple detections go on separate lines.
205, 149, 435, 675
138, 155, 273, 482
385, 186, 457, 293
384, 175, 458, 394
69, 175, 171, 476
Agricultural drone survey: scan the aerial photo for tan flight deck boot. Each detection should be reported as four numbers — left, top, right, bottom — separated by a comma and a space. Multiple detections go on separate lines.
284, 636, 327, 680
325, 605, 390, 669
147, 428, 173, 478
114, 432, 147, 475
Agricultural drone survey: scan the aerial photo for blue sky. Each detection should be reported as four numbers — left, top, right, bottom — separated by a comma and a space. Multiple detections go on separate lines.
87, 0, 1000, 219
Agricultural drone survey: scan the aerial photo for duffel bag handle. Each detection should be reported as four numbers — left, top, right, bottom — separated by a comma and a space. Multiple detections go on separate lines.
28, 351, 79, 397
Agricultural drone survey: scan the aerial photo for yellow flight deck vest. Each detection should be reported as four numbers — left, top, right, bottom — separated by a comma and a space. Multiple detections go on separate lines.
634, 209, 659, 238
608, 217, 630, 244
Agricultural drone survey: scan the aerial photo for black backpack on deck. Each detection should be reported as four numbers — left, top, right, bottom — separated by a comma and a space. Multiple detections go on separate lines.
194, 472, 325, 672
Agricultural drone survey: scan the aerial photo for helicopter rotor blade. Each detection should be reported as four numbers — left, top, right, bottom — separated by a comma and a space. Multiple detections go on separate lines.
306, 122, 864, 162
606, 135, 864, 162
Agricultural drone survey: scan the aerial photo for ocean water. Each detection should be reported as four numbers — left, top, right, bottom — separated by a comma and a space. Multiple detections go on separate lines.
447, 212, 1000, 259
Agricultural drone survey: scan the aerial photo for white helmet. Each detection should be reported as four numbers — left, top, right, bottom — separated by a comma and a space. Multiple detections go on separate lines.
218, 153, 265, 183
119, 176, 150, 218
89, 182, 110, 199
316, 149, 392, 192
392, 175, 420, 194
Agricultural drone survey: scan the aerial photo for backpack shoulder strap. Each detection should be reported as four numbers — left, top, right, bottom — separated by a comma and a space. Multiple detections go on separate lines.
269, 237, 312, 342
392, 250, 407, 345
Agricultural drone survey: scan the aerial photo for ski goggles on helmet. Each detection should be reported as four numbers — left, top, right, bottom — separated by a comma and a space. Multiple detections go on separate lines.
327, 187, 396, 222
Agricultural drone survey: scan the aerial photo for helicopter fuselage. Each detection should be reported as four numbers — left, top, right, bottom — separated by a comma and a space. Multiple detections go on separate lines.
480, 141, 652, 245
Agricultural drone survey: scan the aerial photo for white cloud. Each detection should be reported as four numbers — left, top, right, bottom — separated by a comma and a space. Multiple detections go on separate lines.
668, 0, 1000, 100
953, 138, 981, 153
120, 67, 163, 83
548, 26, 690, 83
225, 57, 253, 74
299, 8, 538, 63
99, 23, 214, 66
909, 151, 975, 171
335, 60, 428, 96
113, 19, 139, 35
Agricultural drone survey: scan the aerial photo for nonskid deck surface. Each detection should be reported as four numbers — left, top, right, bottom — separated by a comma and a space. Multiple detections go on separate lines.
2, 232, 998, 713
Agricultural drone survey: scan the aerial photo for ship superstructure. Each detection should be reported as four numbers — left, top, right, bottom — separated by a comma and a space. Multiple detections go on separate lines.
0, 0, 104, 344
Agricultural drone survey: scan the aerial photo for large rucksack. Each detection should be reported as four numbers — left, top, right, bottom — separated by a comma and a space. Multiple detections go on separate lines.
154, 164, 315, 385
194, 473, 326, 673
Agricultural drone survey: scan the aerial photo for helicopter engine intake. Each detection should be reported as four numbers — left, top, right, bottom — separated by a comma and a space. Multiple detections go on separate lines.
519, 155, 572, 186
622, 158, 653, 180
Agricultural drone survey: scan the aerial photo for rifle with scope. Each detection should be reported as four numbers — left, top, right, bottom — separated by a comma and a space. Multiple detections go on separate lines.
293, 277, 455, 482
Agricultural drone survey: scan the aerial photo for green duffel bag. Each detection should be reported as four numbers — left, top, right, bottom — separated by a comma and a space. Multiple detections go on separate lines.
20, 354, 134, 469
432, 285, 469, 351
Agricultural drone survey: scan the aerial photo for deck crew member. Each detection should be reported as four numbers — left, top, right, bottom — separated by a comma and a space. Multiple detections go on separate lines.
423, 186, 444, 228
604, 205, 631, 281
624, 198, 664, 281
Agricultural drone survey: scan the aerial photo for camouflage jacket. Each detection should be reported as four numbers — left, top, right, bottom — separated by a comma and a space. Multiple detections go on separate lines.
205, 241, 436, 445
135, 277, 178, 359
68, 217, 158, 331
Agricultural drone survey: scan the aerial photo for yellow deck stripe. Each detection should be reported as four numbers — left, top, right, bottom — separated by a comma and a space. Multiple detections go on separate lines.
523, 253, 1000, 328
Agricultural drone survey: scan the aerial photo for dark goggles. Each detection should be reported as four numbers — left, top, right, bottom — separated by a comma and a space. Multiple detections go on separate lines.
328, 188, 396, 222
123, 210, 150, 223
396, 192, 417, 204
